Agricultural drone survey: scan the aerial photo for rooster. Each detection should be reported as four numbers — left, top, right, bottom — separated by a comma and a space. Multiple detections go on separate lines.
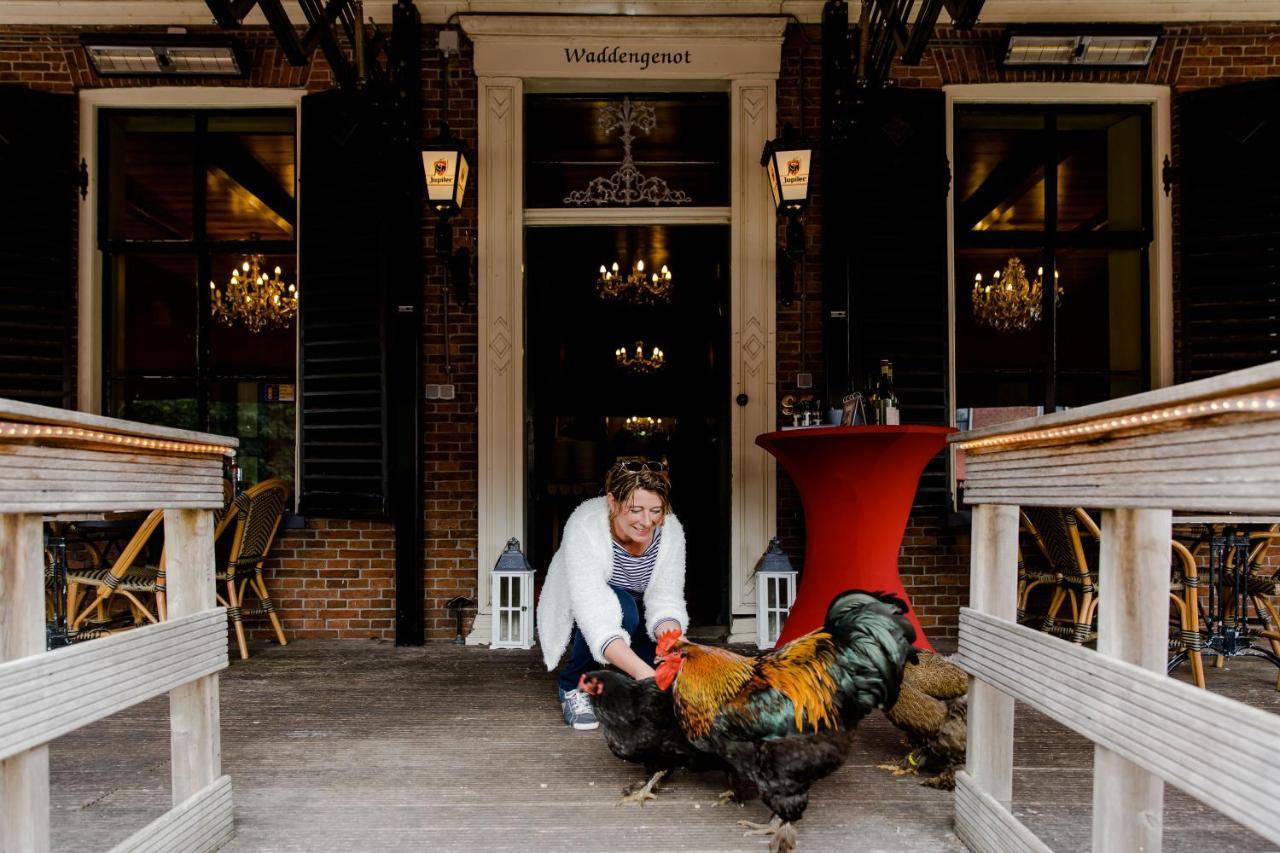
878, 650, 969, 790
654, 590, 915, 853
578, 670, 730, 807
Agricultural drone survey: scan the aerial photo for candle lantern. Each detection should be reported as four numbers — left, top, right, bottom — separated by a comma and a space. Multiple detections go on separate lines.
755, 536, 798, 649
491, 538, 535, 649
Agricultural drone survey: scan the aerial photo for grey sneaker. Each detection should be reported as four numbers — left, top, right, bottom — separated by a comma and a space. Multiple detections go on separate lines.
561, 688, 599, 730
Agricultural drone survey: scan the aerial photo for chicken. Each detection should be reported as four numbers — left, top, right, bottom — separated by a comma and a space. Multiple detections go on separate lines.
578, 670, 729, 806
878, 650, 969, 790
654, 590, 915, 853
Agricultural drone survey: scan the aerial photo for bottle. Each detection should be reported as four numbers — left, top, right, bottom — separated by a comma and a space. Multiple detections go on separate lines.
879, 359, 900, 425
864, 370, 881, 426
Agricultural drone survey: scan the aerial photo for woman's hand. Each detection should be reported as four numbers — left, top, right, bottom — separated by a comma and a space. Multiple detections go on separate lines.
603, 640, 658, 680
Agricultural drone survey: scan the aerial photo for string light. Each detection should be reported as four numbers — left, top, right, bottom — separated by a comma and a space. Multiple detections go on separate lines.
0, 421, 233, 456
956, 390, 1280, 453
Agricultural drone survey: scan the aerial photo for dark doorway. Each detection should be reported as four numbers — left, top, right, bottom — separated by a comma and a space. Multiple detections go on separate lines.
526, 224, 731, 628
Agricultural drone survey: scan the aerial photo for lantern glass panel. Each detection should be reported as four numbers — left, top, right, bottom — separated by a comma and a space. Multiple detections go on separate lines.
775, 149, 811, 205
423, 150, 461, 208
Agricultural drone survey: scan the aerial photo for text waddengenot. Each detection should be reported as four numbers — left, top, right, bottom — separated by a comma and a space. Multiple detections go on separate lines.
564, 46, 694, 71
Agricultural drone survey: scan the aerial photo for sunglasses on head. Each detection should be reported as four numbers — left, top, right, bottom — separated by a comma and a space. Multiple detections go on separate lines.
618, 460, 668, 473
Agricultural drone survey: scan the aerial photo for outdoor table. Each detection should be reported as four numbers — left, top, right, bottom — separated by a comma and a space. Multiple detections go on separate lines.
756, 424, 955, 649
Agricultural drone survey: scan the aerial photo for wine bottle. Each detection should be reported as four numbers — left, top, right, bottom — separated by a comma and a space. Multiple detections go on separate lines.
879, 359, 900, 425
864, 370, 881, 426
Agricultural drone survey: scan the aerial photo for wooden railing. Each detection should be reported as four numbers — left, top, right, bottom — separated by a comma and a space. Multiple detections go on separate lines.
0, 398, 236, 852
950, 361, 1280, 853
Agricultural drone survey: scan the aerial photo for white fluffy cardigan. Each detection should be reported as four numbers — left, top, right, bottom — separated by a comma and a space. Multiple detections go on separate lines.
537, 495, 688, 670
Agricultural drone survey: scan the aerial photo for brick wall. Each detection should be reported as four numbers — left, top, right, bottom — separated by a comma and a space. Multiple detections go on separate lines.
5, 20, 1279, 647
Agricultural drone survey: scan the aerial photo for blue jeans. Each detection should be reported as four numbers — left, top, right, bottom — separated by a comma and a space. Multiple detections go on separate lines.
557, 585, 657, 696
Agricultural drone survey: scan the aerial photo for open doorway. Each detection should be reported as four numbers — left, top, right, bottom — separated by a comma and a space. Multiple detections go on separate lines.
526, 224, 731, 628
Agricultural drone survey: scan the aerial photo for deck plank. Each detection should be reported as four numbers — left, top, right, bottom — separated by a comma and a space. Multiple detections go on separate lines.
43, 640, 1280, 852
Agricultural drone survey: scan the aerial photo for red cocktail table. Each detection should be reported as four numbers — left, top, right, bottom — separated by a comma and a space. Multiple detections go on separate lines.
756, 425, 955, 650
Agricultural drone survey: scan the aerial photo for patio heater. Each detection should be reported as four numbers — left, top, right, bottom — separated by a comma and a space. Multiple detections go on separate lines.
491, 538, 535, 649
755, 537, 798, 649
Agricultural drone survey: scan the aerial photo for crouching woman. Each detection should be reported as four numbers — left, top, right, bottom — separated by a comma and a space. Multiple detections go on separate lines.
536, 459, 688, 730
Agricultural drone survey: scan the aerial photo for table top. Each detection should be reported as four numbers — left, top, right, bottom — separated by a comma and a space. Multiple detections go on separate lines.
1173, 514, 1280, 524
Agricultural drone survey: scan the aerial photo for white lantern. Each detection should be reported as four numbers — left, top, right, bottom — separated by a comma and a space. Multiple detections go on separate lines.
491, 538, 535, 649
755, 537, 798, 649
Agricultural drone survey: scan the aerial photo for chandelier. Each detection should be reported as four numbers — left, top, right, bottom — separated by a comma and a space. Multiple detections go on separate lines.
615, 341, 665, 374
211, 253, 298, 333
971, 257, 1062, 333
597, 259, 673, 304
624, 416, 669, 437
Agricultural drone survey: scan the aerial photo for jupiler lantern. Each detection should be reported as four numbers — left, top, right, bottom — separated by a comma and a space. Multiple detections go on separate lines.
420, 127, 471, 257
760, 125, 814, 306
491, 538, 535, 649
755, 537, 798, 649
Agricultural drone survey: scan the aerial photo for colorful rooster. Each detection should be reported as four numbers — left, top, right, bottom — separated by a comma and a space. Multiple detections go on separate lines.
654, 590, 915, 853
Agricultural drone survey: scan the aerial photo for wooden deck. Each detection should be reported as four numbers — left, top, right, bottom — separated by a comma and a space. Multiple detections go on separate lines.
48, 640, 1280, 852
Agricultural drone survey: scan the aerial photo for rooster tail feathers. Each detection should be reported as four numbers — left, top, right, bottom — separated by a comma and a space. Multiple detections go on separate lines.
822, 590, 917, 720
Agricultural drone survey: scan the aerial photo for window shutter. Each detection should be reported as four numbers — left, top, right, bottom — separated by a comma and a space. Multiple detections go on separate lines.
0, 87, 74, 407
298, 90, 399, 518
850, 88, 950, 509
1181, 80, 1280, 381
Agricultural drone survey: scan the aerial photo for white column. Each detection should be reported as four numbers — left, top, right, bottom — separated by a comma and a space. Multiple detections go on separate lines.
473, 75, 524, 646
0, 514, 49, 853
966, 503, 1019, 807
1092, 508, 1169, 853
727, 77, 779, 643
165, 509, 221, 804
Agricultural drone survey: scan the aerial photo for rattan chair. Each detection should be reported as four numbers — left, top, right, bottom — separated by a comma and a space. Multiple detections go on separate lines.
1019, 506, 1206, 689
216, 478, 289, 660
66, 509, 167, 632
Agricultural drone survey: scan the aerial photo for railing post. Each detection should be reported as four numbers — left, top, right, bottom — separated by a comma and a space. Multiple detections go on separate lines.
165, 509, 221, 804
0, 514, 49, 853
1093, 508, 1171, 853
967, 503, 1019, 807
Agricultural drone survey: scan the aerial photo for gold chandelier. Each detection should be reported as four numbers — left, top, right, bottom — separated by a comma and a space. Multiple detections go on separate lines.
971, 257, 1062, 333
211, 254, 298, 333
615, 341, 665, 374
597, 259, 673, 303
623, 416, 669, 437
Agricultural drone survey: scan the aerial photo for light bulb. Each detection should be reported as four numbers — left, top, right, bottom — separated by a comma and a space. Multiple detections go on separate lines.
599, 265, 607, 275
636, 260, 644, 273
242, 260, 250, 273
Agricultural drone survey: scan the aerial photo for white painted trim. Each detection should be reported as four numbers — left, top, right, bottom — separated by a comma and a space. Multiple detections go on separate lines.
7, 0, 1280, 25
524, 207, 733, 227
465, 17, 782, 644
76, 88, 304, 417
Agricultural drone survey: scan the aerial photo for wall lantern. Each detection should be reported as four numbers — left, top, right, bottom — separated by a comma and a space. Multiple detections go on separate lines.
491, 538, 535, 649
755, 537, 798, 649
761, 124, 814, 306
420, 129, 471, 257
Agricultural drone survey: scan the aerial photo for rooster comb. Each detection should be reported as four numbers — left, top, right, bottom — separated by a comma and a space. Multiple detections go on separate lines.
655, 629, 683, 656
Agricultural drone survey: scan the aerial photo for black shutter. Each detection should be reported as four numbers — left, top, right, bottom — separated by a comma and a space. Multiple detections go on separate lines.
298, 90, 400, 518
1181, 79, 1280, 381
0, 87, 74, 407
850, 88, 950, 509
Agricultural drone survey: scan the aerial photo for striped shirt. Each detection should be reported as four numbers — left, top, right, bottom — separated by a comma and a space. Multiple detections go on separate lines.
609, 526, 662, 593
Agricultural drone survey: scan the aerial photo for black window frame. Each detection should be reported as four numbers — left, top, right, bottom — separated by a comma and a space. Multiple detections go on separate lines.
97, 107, 297, 474
953, 103, 1155, 413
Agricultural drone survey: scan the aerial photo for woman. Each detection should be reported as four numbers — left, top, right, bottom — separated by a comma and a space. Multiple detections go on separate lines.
537, 458, 688, 730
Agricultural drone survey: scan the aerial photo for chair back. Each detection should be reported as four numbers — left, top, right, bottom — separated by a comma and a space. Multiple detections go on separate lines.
226, 478, 289, 572
1021, 506, 1091, 574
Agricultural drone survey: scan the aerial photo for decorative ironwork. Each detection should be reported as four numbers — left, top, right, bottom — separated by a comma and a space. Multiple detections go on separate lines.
615, 340, 665, 374
564, 97, 693, 207
597, 258, 673, 303
971, 256, 1062, 333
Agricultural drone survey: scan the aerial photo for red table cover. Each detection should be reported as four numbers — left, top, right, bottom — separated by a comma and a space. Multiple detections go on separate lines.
756, 425, 956, 649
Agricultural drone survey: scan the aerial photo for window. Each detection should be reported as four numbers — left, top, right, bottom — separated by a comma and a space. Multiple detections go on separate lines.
100, 110, 297, 490
955, 105, 1152, 416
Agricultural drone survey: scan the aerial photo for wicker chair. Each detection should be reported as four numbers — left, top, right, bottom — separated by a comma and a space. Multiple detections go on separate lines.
66, 509, 167, 632
1019, 506, 1206, 689
216, 478, 290, 660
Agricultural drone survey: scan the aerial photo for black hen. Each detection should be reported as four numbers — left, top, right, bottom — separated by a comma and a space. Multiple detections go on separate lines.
579, 671, 728, 806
